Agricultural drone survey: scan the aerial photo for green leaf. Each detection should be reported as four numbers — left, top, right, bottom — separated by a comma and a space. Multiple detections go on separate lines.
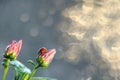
10, 60, 31, 80
10, 60, 31, 74
30, 77, 57, 80
27, 60, 36, 67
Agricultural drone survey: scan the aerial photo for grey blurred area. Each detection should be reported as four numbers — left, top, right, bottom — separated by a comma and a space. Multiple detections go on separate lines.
0, 0, 120, 80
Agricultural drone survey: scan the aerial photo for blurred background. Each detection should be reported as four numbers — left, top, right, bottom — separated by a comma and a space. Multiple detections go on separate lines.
0, 0, 120, 80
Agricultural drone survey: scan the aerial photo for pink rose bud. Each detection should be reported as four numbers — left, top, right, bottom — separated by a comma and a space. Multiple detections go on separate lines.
36, 47, 56, 67
4, 40, 22, 60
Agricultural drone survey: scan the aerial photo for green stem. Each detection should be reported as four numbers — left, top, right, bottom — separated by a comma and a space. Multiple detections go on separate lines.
14, 71, 20, 80
2, 59, 10, 80
28, 65, 40, 80
20, 72, 29, 80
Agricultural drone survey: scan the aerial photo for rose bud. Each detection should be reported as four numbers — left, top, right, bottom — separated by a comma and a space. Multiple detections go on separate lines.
36, 47, 56, 68
4, 40, 22, 60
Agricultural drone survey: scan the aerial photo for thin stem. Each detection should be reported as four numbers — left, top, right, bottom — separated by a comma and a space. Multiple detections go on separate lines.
20, 72, 29, 80
15, 76, 19, 80
14, 72, 20, 80
28, 65, 40, 80
2, 59, 10, 80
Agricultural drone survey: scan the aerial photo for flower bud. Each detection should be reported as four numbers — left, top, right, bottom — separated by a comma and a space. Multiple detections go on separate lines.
36, 47, 56, 67
4, 40, 22, 60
